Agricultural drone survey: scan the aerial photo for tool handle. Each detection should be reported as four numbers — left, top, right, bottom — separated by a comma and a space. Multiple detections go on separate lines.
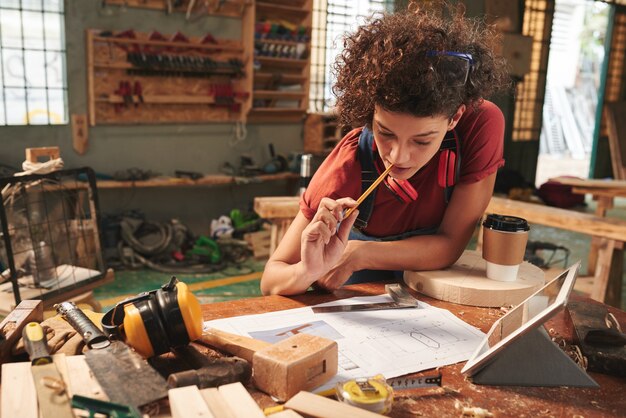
22, 322, 52, 365
198, 328, 271, 362
167, 357, 252, 389
56, 302, 110, 349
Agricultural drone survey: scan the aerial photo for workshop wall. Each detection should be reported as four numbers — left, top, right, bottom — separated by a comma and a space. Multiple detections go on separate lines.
0, 0, 302, 233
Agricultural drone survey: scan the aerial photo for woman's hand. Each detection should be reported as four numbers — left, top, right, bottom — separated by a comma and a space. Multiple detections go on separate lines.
314, 240, 363, 291
300, 197, 358, 282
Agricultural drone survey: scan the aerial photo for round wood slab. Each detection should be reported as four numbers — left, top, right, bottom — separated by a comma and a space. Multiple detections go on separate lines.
403, 250, 545, 307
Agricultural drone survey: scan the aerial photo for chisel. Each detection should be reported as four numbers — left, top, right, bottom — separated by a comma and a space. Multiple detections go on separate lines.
56, 301, 169, 409
22, 322, 74, 418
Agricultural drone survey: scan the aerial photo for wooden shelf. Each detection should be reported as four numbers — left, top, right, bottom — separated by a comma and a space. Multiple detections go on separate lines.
103, 0, 251, 18
252, 90, 305, 99
254, 72, 306, 84
256, 2, 310, 19
256, 56, 308, 68
96, 172, 298, 189
96, 94, 247, 105
256, 38, 305, 47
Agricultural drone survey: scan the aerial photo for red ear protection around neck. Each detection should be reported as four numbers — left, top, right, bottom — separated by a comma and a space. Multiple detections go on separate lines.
373, 129, 460, 203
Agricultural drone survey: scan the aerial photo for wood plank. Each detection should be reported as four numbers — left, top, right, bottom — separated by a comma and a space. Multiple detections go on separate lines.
64, 355, 108, 401
217, 382, 265, 418
284, 391, 386, 418
200, 388, 236, 418
96, 172, 297, 189
1, 362, 38, 418
254, 196, 299, 218
271, 410, 305, 418
606, 102, 626, 180
169, 386, 215, 418
0, 300, 43, 363
486, 196, 626, 241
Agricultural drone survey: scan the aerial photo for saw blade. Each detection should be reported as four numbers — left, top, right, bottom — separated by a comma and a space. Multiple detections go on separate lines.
387, 373, 442, 390
84, 341, 168, 408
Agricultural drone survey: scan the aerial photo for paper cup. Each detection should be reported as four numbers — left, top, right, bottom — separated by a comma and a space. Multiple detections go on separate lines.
482, 214, 530, 282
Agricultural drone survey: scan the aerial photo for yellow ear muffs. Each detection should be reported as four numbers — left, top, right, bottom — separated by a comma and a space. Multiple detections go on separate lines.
122, 302, 155, 358
102, 277, 203, 358
175, 281, 203, 341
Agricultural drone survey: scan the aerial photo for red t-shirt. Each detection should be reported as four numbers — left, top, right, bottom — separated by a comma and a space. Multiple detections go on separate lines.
300, 100, 505, 237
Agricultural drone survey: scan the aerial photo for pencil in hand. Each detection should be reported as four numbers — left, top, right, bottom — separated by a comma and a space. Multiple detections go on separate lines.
344, 163, 394, 219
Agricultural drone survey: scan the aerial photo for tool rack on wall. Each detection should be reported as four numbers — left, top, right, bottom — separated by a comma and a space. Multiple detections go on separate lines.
86, 4, 254, 125
249, 0, 312, 123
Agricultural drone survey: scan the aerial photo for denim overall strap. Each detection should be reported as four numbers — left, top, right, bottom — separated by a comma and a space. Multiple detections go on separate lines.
354, 127, 378, 230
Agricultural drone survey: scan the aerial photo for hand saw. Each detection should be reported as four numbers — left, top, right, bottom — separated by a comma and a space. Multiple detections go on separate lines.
56, 301, 168, 409
312, 283, 420, 313
22, 322, 74, 418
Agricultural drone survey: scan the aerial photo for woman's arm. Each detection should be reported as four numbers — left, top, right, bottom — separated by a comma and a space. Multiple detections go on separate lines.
316, 172, 497, 290
260, 197, 358, 295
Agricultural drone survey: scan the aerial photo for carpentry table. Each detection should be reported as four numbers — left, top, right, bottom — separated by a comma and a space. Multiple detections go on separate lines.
550, 177, 626, 276
201, 283, 626, 417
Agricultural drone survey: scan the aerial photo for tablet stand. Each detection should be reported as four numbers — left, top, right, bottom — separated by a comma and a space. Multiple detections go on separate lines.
471, 326, 598, 387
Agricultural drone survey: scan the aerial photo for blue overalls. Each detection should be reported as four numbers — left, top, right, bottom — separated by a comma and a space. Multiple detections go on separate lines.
345, 127, 458, 284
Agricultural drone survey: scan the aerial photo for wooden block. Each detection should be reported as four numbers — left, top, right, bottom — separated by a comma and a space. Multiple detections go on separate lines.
65, 355, 108, 401
169, 386, 215, 418
25, 146, 61, 163
253, 196, 300, 219
244, 229, 271, 259
200, 388, 236, 418
218, 382, 265, 418
253, 333, 338, 402
71, 114, 89, 155
285, 391, 386, 418
1, 362, 38, 418
0, 300, 43, 363
404, 250, 545, 307
568, 300, 626, 377
272, 410, 305, 418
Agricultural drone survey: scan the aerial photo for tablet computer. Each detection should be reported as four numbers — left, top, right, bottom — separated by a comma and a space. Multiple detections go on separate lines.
461, 261, 581, 377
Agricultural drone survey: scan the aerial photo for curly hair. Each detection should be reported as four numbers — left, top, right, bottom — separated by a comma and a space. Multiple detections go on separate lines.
332, 2, 511, 128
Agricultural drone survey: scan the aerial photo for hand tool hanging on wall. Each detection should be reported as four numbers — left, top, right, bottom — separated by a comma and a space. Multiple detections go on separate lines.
56, 302, 169, 409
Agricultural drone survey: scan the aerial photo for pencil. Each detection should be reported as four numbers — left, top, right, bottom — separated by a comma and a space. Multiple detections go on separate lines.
344, 163, 394, 219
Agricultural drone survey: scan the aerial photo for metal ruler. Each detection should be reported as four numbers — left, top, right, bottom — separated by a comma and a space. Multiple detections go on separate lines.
312, 283, 419, 313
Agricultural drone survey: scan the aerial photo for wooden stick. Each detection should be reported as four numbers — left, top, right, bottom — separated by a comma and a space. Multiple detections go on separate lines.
344, 164, 393, 219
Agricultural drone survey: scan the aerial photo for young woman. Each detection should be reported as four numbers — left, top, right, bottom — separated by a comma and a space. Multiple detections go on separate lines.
261, 3, 510, 295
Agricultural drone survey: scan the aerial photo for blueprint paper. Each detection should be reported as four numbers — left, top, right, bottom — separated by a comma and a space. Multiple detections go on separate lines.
203, 295, 485, 390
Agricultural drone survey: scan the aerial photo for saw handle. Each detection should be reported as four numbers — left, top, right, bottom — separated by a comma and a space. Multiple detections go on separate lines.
198, 328, 271, 362
56, 301, 110, 349
22, 322, 52, 365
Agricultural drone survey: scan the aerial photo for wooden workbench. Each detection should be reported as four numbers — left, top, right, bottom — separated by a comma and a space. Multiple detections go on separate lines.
200, 283, 626, 417
550, 176, 626, 277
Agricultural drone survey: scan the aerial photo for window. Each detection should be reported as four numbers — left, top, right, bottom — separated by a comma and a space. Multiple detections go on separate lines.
0, 0, 67, 125
309, 0, 391, 113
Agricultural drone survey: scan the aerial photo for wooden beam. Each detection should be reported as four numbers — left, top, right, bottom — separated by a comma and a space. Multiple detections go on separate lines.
284, 391, 386, 418
218, 382, 265, 418
486, 196, 626, 241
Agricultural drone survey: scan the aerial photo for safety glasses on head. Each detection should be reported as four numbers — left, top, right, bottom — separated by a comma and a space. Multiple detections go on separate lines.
426, 51, 474, 88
